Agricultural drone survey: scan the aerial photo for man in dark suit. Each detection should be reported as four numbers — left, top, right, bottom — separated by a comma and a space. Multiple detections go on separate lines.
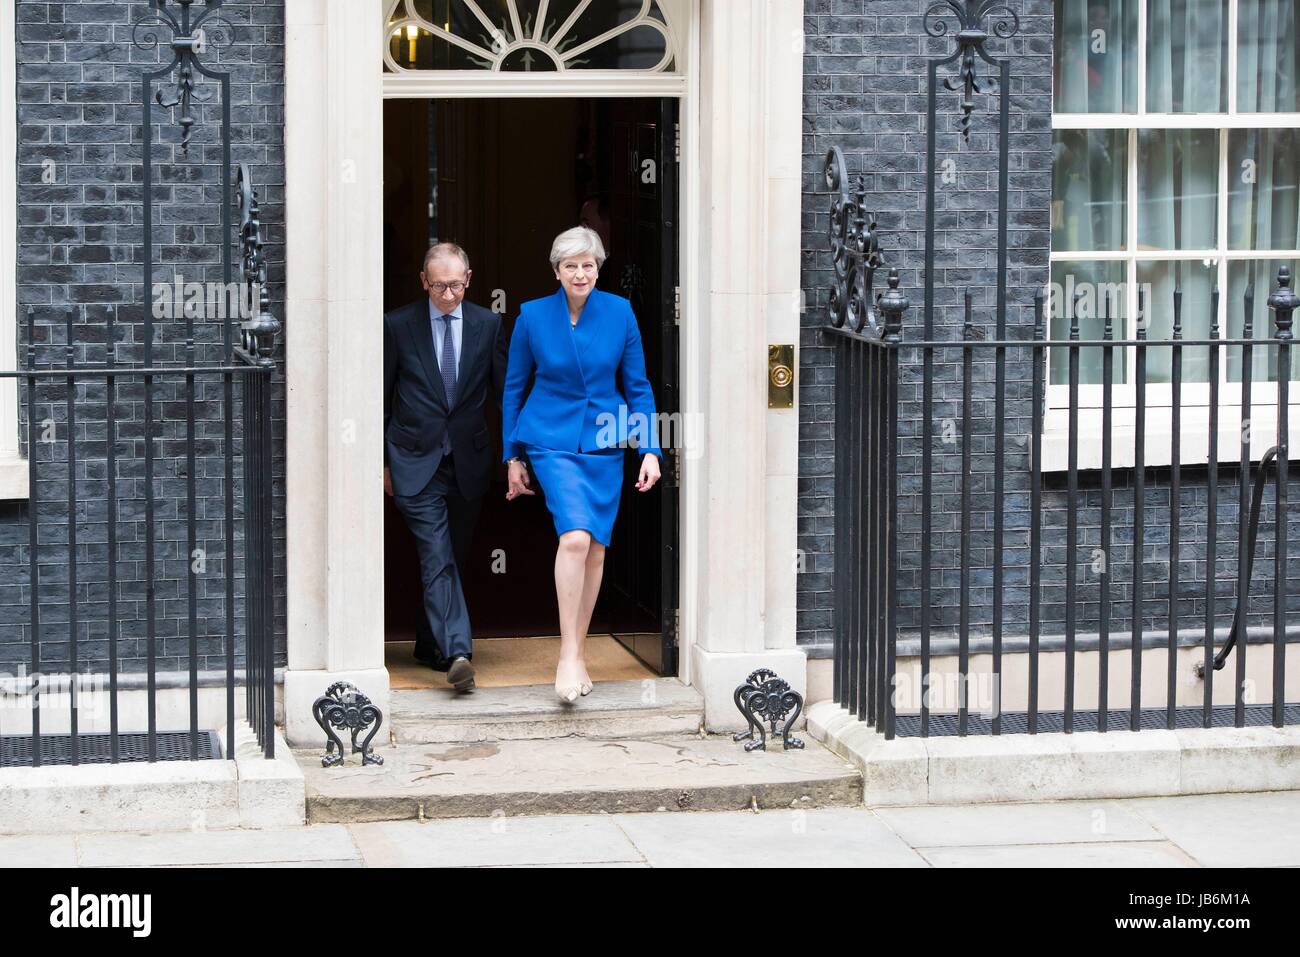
384, 243, 507, 693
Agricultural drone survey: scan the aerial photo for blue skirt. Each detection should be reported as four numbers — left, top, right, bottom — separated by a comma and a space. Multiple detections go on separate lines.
524, 444, 625, 547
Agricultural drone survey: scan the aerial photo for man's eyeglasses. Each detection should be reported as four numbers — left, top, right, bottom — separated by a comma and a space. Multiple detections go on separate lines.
427, 280, 467, 294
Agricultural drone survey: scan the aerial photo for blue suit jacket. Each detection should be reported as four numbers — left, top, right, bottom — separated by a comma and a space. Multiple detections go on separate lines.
502, 288, 663, 462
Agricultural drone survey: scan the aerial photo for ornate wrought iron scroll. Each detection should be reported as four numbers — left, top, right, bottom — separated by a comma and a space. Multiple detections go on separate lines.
732, 669, 805, 752
923, 0, 1020, 140
238, 163, 280, 365
825, 146, 885, 336
132, 0, 235, 155
313, 682, 386, 767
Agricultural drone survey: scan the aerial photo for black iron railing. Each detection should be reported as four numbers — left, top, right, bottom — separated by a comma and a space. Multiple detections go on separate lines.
827, 266, 1299, 739
0, 2, 280, 767
4, 321, 275, 766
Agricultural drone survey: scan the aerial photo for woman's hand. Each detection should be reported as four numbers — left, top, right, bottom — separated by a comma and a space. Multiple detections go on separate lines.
506, 460, 535, 501
636, 453, 661, 492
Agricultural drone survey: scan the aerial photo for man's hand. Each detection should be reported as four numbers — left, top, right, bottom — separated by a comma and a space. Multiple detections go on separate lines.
384, 467, 393, 497
636, 453, 661, 492
506, 461, 535, 501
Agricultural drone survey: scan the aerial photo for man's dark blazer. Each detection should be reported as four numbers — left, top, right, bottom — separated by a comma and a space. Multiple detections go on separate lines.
383, 298, 508, 500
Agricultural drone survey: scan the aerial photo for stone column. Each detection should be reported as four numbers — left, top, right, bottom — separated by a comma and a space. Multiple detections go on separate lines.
688, 0, 806, 729
282, 0, 389, 745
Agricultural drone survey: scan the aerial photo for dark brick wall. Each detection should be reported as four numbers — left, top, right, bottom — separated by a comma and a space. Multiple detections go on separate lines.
797, 0, 1300, 651
4, 0, 286, 674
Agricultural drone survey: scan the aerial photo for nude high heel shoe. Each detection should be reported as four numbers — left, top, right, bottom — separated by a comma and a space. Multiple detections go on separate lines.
555, 661, 582, 703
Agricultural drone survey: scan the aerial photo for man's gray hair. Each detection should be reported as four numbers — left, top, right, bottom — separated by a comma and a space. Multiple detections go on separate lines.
423, 242, 471, 274
549, 226, 607, 271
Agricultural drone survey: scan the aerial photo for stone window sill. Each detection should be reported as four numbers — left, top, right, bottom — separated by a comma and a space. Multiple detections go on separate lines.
1040, 405, 1300, 473
0, 453, 30, 500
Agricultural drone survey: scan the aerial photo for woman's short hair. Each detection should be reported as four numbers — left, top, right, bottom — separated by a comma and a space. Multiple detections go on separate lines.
549, 226, 607, 271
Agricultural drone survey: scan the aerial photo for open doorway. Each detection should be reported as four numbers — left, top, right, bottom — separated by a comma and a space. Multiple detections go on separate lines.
382, 96, 680, 685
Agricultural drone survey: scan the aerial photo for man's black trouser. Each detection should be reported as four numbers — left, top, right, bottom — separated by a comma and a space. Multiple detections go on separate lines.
393, 454, 481, 662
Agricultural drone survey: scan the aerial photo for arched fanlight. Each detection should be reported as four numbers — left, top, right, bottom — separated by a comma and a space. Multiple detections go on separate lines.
383, 0, 679, 73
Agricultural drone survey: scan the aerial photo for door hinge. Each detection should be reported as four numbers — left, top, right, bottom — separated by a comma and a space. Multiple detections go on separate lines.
674, 122, 681, 164
673, 285, 681, 326
663, 449, 679, 488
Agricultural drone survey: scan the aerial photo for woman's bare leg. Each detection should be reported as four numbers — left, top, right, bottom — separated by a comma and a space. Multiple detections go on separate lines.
554, 531, 592, 696
574, 541, 606, 689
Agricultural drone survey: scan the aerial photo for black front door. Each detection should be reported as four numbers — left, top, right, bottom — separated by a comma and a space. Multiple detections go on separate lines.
382, 96, 681, 675
600, 99, 680, 676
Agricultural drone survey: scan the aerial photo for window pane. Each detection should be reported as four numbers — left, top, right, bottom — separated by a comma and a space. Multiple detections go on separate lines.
1138, 129, 1219, 250
1228, 130, 1300, 250
1146, 0, 1229, 112
1226, 259, 1300, 380
1054, 0, 1138, 113
1136, 260, 1217, 382
1049, 260, 1128, 385
1053, 129, 1129, 252
1238, 0, 1300, 112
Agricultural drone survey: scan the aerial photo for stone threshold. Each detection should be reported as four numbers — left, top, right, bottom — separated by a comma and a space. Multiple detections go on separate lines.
807, 700, 1300, 806
300, 732, 862, 822
388, 677, 705, 743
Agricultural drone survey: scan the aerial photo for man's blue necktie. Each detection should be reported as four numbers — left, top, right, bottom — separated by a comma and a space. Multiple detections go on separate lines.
439, 314, 458, 407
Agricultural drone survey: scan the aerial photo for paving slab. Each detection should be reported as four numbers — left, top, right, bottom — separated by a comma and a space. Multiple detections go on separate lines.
873, 800, 1162, 848
1118, 791, 1300, 867
612, 807, 928, 868
302, 734, 862, 822
349, 815, 642, 867
919, 841, 1198, 868
501, 861, 650, 868
0, 835, 79, 867
199, 859, 363, 868
76, 825, 360, 868
390, 678, 703, 743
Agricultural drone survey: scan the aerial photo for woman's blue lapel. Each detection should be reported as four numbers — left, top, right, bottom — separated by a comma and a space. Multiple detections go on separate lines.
547, 287, 582, 380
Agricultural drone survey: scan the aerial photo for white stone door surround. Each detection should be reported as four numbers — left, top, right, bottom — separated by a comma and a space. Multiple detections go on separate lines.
282, 0, 804, 742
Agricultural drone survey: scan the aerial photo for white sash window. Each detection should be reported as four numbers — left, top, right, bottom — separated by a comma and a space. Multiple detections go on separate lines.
1048, 0, 1300, 469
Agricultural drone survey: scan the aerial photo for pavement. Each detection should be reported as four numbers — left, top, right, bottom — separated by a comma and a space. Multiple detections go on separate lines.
4, 790, 1299, 867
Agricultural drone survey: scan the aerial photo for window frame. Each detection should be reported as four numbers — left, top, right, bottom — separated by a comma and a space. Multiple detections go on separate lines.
1047, 0, 1300, 470
0, 0, 24, 499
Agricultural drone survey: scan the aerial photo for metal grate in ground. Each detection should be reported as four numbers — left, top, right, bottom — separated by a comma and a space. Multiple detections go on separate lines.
894, 703, 1300, 737
0, 731, 223, 767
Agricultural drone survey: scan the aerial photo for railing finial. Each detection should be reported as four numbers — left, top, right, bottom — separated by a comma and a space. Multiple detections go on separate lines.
1269, 265, 1298, 341
924, 0, 1020, 139
879, 270, 909, 340
132, 0, 234, 155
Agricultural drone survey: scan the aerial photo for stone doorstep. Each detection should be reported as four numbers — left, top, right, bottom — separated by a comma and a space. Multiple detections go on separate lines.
388, 678, 706, 743
806, 700, 1300, 807
0, 724, 305, 836
299, 733, 864, 823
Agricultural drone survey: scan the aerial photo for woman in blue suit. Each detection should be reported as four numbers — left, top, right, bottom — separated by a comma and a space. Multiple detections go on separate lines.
503, 226, 662, 702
